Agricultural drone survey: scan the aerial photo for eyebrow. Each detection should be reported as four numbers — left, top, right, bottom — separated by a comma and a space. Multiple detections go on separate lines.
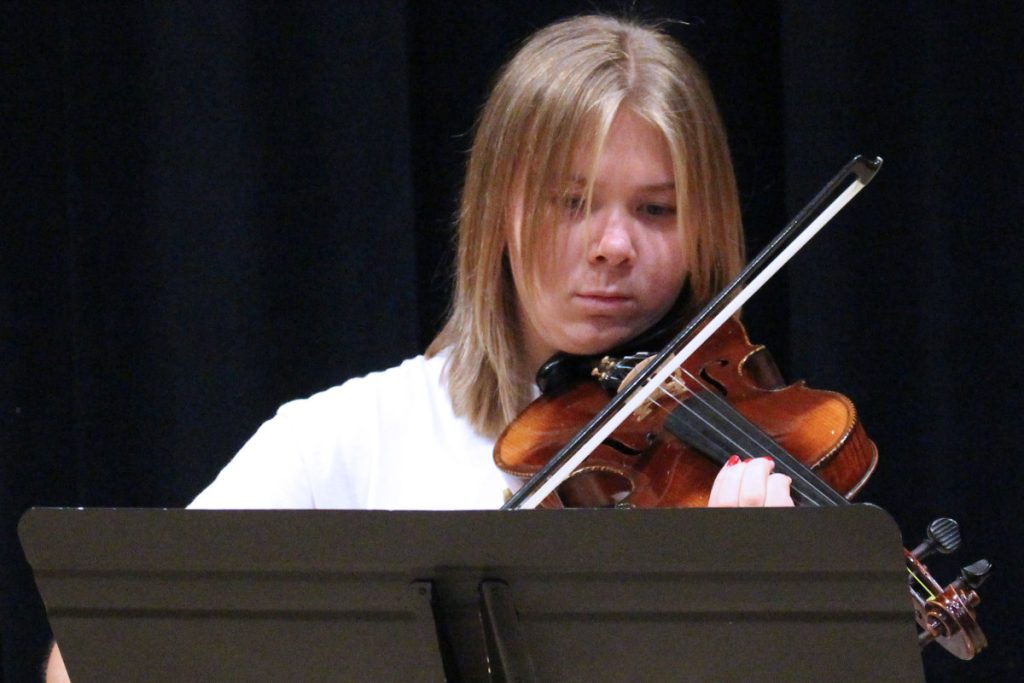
567, 176, 676, 192
638, 182, 676, 192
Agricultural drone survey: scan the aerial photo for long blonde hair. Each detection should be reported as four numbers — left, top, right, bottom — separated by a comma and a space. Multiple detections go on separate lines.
427, 14, 744, 437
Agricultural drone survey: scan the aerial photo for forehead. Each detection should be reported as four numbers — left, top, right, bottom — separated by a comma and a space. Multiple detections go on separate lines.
566, 109, 676, 185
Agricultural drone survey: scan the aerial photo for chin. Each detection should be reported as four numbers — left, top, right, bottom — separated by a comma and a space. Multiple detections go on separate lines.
559, 326, 638, 357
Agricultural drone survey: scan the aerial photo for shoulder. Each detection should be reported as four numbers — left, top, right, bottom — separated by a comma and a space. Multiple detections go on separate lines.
278, 353, 449, 423
189, 354, 452, 510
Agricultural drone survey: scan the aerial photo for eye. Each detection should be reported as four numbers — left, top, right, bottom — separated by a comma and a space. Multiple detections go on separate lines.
559, 194, 586, 218
639, 203, 676, 218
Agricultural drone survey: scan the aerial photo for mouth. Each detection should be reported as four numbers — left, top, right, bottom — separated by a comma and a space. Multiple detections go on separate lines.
574, 292, 634, 312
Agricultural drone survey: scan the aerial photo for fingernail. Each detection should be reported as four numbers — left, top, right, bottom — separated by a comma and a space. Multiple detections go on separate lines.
726, 455, 741, 467
762, 456, 774, 464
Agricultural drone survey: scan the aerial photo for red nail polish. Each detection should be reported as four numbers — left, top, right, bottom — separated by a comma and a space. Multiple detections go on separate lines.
762, 456, 774, 463
726, 454, 741, 467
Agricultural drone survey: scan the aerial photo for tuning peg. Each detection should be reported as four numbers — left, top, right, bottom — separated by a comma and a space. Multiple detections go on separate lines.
958, 559, 992, 591
911, 517, 962, 561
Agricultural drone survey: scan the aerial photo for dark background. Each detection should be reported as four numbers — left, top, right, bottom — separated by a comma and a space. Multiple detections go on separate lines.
2, 2, 1020, 681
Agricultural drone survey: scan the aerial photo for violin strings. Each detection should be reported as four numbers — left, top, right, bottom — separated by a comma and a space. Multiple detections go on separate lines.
666, 369, 791, 466
646, 383, 742, 461
644, 379, 766, 466
648, 379, 833, 506
641, 370, 841, 506
665, 372, 842, 506
908, 567, 937, 600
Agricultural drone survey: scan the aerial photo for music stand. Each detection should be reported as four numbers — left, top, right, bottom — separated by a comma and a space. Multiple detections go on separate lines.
20, 506, 924, 682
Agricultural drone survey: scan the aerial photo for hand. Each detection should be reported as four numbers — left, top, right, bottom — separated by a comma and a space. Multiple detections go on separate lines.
46, 643, 71, 683
708, 455, 794, 507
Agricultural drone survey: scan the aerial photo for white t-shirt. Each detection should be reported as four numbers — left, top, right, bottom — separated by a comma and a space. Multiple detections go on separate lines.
189, 354, 523, 510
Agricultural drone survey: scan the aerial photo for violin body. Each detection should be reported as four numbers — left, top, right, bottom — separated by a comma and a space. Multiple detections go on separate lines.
494, 318, 878, 509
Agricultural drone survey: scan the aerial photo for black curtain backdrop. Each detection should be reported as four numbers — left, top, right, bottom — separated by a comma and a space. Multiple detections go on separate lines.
2, 2, 1020, 681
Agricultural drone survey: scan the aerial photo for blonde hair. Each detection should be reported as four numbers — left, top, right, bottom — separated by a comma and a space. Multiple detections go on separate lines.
427, 14, 744, 437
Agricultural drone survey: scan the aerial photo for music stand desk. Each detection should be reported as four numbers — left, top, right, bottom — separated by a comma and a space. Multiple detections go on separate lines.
20, 506, 924, 682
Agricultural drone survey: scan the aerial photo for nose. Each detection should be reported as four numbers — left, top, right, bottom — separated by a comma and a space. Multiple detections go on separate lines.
589, 208, 636, 265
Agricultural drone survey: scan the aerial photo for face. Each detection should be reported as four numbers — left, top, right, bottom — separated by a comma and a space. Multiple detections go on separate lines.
510, 108, 690, 372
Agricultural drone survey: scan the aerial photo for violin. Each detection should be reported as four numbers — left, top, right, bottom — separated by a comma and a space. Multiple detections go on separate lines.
495, 316, 876, 508
494, 156, 991, 660
494, 316, 990, 659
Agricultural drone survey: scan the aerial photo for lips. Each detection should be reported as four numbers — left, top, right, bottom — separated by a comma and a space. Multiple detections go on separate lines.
574, 291, 634, 311
577, 288, 630, 299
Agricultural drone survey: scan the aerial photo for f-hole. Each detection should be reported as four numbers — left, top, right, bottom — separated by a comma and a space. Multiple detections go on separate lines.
557, 470, 634, 508
699, 359, 730, 396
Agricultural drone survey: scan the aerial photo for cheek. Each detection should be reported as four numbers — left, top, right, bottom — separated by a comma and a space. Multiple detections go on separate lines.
646, 237, 690, 302
647, 273, 687, 318
531, 234, 577, 292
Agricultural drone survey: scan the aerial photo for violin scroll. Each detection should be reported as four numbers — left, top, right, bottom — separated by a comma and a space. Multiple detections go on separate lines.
905, 517, 991, 659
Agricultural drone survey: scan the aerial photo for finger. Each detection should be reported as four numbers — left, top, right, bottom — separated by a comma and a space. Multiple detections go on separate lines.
737, 457, 775, 507
708, 455, 743, 507
765, 472, 795, 507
